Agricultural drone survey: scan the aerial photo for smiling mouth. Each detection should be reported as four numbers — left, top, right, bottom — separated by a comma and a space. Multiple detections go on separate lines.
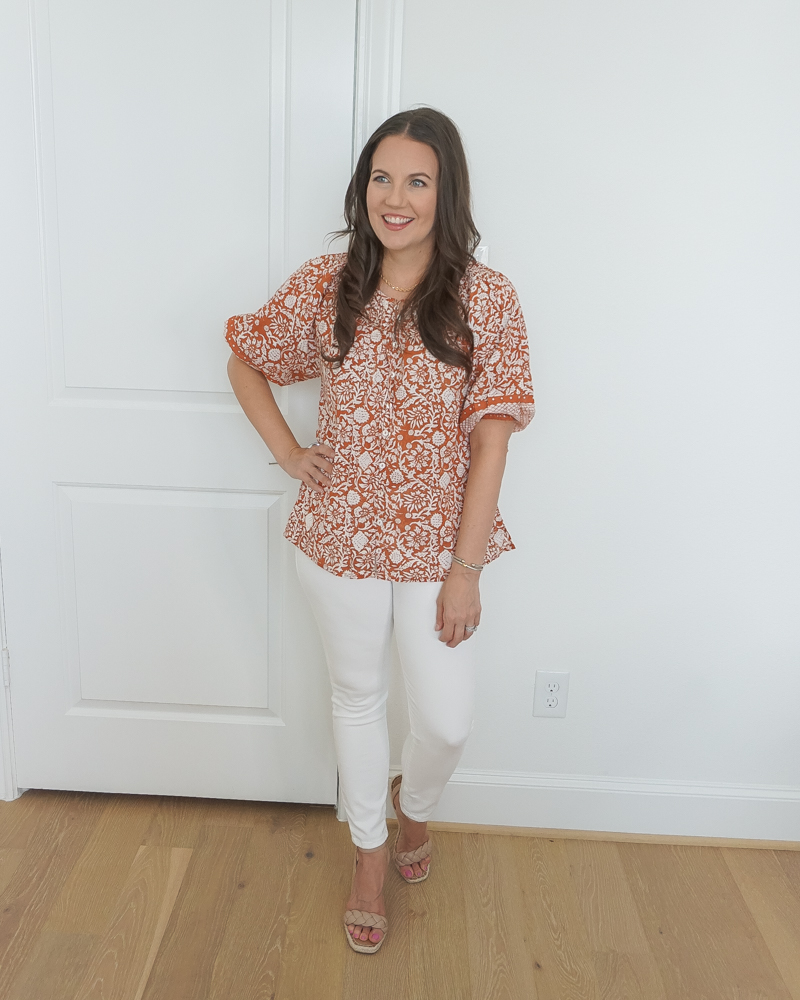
382, 215, 414, 230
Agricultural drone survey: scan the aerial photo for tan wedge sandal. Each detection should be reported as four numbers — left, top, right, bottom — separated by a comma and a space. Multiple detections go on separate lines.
343, 840, 389, 954
390, 774, 433, 884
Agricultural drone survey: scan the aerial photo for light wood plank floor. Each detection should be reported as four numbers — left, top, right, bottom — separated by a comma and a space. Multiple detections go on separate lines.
1, 789, 799, 1000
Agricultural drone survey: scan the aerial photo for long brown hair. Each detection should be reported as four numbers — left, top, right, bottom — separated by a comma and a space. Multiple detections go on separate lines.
329, 107, 481, 374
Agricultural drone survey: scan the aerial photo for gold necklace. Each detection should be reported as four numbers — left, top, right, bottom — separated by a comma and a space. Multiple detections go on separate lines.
381, 272, 419, 293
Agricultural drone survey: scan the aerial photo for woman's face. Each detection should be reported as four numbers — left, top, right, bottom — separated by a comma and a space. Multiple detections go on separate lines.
366, 134, 439, 256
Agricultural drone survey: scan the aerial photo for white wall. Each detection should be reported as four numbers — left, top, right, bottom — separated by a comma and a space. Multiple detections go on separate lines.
387, 0, 800, 838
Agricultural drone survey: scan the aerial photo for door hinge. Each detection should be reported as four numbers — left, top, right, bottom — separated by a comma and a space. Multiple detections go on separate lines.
1, 648, 10, 688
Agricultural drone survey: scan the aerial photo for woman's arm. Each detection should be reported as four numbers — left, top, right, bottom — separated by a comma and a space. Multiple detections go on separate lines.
227, 353, 334, 492
436, 417, 515, 647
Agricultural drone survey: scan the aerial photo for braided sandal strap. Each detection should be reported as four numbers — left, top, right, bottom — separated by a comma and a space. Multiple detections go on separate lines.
393, 838, 432, 867
344, 909, 388, 931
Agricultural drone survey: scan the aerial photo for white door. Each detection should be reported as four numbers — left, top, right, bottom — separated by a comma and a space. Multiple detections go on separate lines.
0, 0, 357, 802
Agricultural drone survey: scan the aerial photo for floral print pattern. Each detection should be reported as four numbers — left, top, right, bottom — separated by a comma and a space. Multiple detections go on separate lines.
225, 253, 535, 581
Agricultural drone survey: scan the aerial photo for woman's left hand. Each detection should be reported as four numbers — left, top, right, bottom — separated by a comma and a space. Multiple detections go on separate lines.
436, 564, 482, 647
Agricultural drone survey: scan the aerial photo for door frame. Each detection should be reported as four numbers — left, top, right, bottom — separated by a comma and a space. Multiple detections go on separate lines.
0, 544, 20, 801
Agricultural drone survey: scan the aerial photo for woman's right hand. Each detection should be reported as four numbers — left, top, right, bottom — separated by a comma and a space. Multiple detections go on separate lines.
281, 444, 335, 492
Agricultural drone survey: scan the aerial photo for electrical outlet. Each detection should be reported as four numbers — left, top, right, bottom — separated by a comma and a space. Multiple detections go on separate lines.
474, 244, 490, 264
533, 670, 570, 718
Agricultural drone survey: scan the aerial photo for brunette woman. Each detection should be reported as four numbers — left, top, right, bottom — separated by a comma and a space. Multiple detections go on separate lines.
226, 107, 535, 953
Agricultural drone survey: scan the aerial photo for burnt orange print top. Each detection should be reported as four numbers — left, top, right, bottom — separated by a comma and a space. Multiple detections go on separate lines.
225, 253, 535, 581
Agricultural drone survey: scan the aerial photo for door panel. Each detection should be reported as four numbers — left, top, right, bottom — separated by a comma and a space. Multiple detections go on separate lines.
56, 485, 282, 712
47, 0, 272, 395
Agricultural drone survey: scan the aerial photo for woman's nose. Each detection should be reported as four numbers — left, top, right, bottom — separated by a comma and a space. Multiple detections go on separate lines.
383, 184, 408, 209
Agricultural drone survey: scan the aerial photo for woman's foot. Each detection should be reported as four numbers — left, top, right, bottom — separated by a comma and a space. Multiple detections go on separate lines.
391, 777, 431, 880
345, 841, 388, 946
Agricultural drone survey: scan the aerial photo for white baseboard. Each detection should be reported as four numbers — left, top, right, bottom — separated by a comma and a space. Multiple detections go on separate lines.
374, 767, 800, 843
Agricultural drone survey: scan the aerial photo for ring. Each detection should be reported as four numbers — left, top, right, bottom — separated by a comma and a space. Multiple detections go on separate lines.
464, 624, 478, 632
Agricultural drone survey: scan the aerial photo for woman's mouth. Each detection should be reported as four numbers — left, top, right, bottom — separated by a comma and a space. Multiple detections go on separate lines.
382, 215, 414, 231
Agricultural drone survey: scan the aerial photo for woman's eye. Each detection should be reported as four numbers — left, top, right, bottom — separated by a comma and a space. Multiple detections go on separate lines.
411, 179, 425, 187
372, 175, 389, 183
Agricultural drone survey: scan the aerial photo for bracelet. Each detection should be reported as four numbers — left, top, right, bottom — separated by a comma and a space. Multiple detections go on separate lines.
451, 554, 484, 572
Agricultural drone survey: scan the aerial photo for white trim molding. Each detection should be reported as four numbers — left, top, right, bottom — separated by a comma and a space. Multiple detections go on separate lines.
410, 768, 800, 843
268, 0, 290, 296
0, 545, 20, 801
352, 0, 404, 167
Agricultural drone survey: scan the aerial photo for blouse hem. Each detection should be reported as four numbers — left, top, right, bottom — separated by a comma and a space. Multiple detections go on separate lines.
286, 535, 513, 583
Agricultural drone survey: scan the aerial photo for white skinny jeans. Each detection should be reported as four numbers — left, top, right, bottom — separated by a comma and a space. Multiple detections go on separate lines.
294, 545, 478, 849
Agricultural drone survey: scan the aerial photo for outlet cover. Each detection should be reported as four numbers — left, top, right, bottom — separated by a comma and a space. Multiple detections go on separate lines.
533, 670, 570, 718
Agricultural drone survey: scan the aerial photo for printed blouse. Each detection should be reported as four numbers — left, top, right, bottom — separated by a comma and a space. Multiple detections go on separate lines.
225, 253, 535, 582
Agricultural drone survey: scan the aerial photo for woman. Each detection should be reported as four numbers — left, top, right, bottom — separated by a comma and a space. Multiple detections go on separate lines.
226, 107, 535, 954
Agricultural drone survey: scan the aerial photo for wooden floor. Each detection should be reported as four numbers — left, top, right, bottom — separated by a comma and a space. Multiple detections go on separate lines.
1, 791, 799, 999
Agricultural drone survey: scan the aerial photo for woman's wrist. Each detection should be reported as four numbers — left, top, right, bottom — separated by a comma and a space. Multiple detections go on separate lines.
448, 558, 482, 581
276, 441, 302, 470
451, 552, 484, 572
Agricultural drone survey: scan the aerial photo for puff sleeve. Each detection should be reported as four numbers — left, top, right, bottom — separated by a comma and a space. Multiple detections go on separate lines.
460, 272, 536, 435
225, 258, 328, 385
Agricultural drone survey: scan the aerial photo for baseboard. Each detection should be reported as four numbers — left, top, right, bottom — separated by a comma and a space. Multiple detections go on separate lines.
418, 821, 800, 851
383, 767, 800, 846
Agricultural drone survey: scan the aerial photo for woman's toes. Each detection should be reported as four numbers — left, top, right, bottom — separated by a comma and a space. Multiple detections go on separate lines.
400, 858, 430, 879
369, 928, 383, 943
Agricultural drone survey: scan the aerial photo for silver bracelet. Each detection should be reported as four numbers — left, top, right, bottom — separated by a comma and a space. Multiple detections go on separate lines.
451, 554, 484, 572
